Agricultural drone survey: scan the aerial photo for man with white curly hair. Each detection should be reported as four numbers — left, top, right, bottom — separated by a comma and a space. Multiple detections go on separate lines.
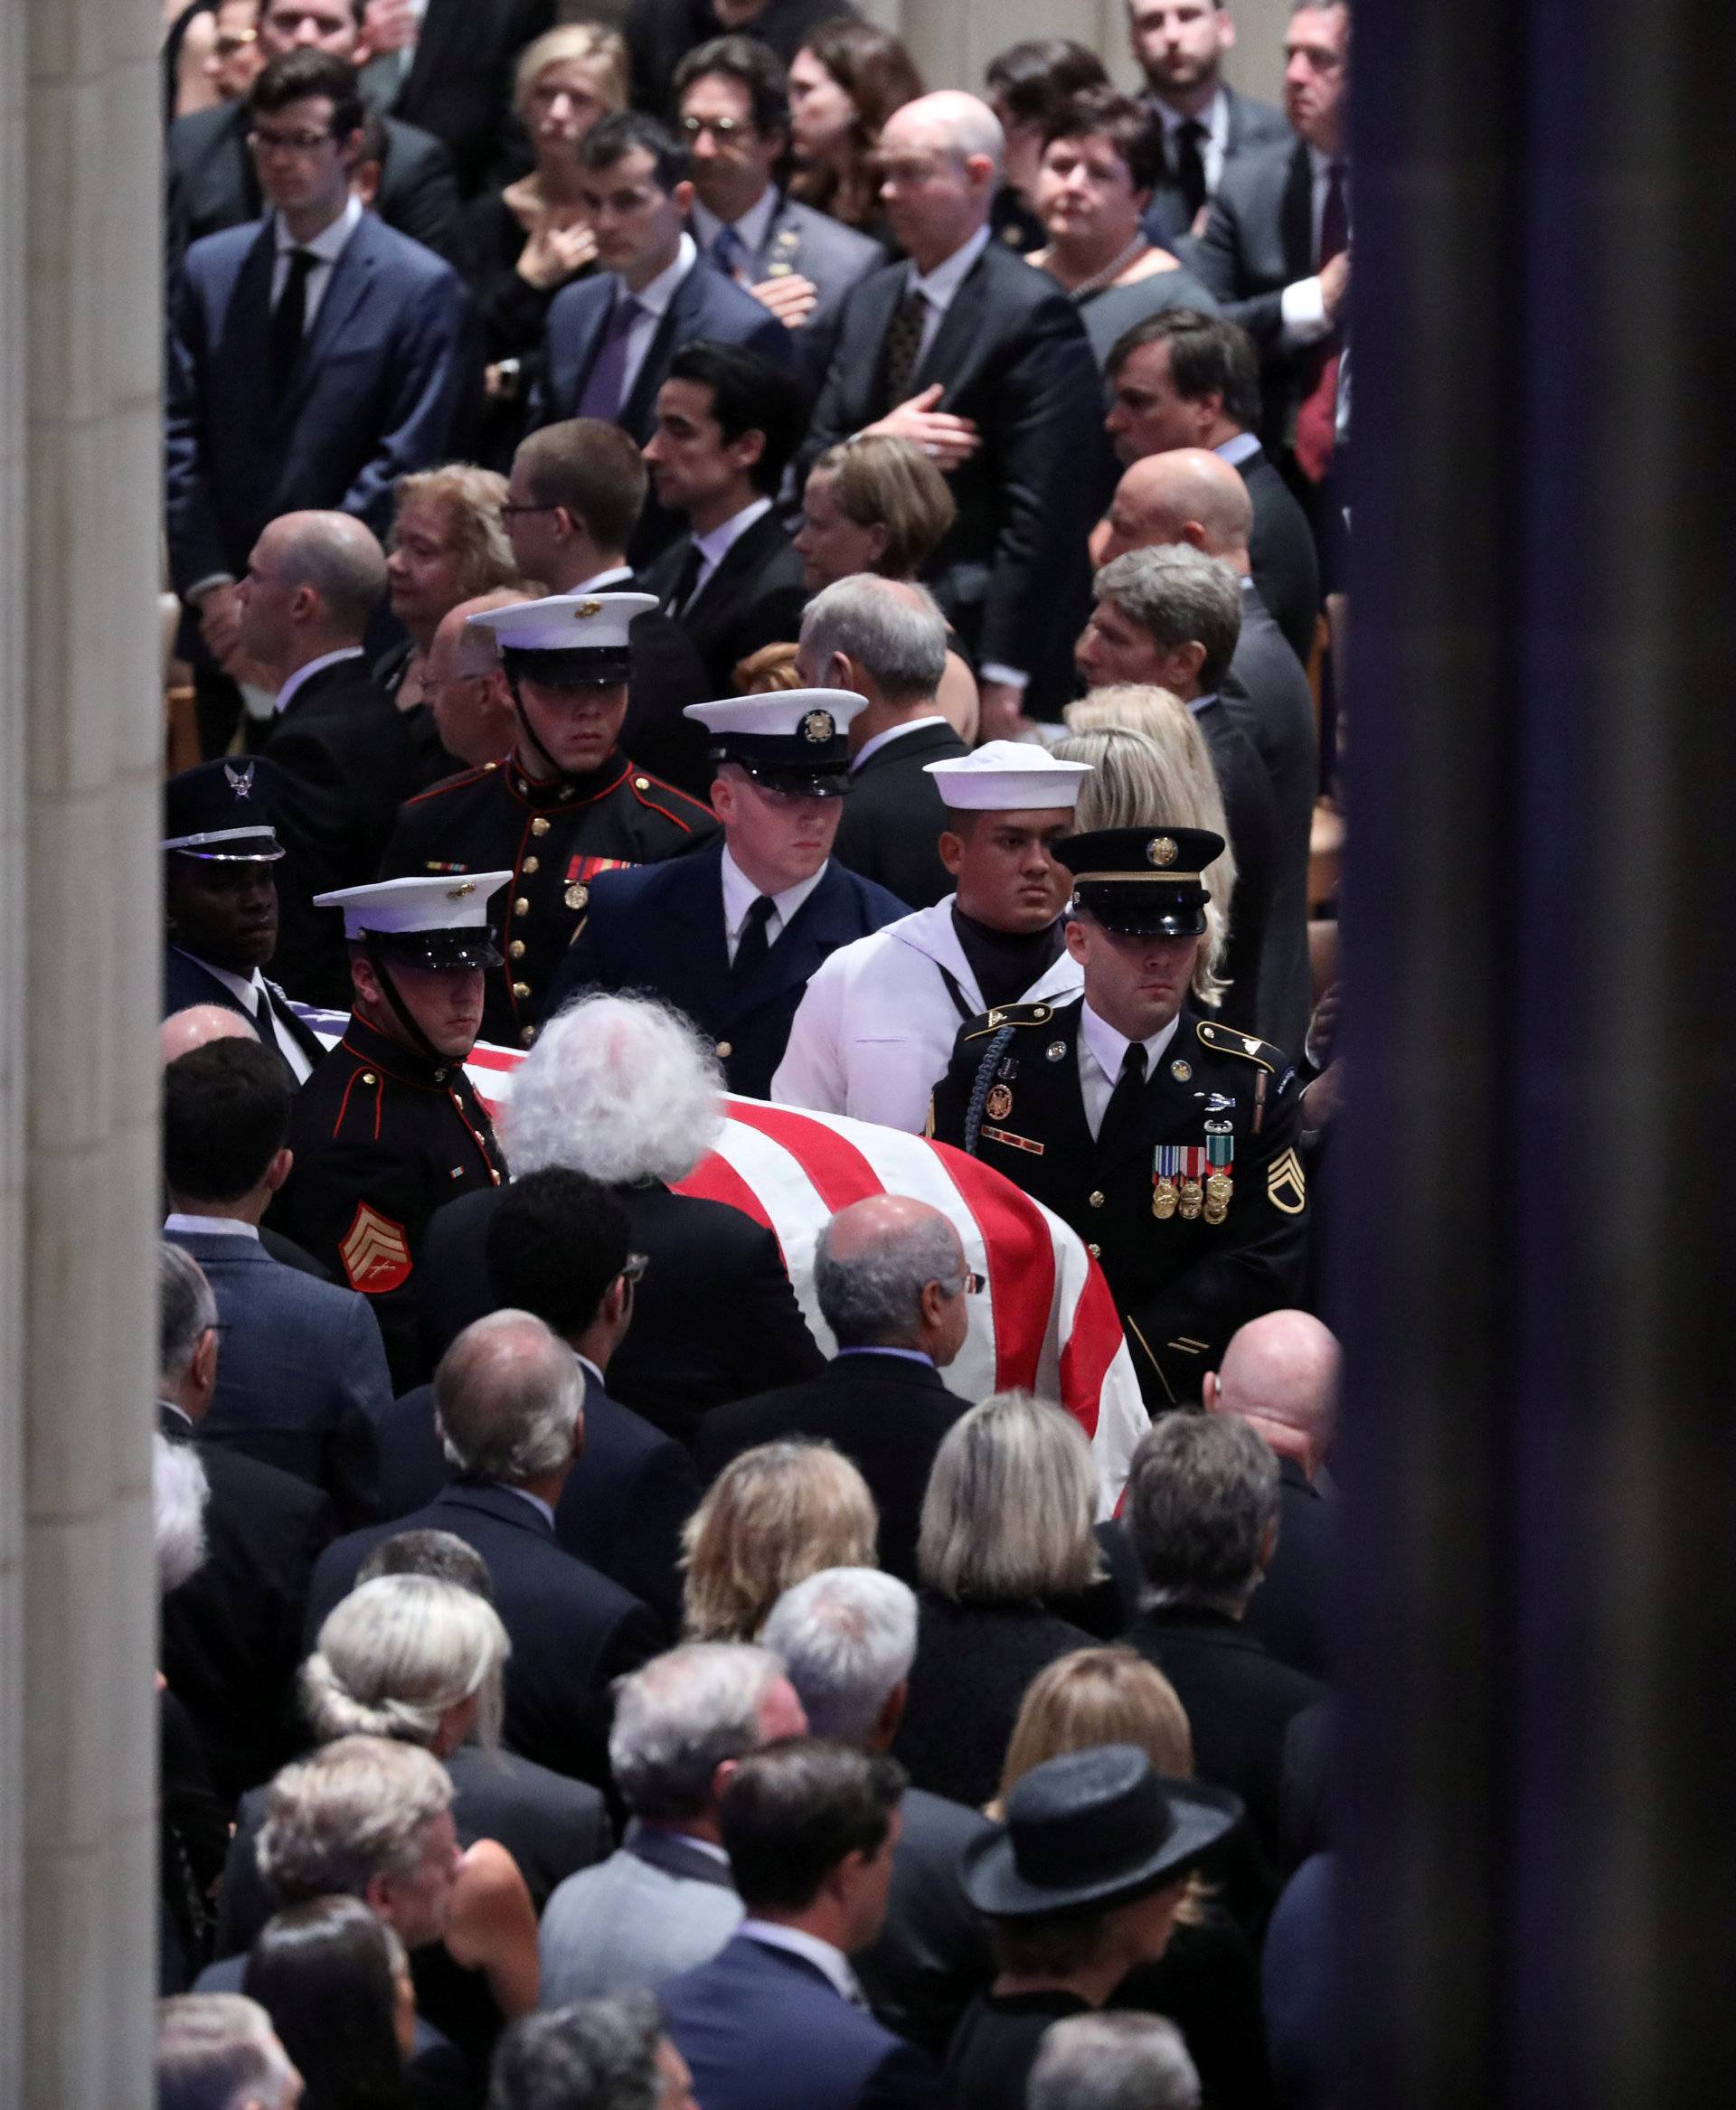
306, 1310, 666, 1787
415, 993, 823, 1447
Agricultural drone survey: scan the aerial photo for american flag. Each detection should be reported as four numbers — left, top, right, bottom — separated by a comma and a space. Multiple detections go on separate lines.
298, 1013, 1149, 1512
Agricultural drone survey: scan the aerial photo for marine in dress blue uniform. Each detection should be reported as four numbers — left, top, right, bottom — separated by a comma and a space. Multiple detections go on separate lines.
929, 826, 1309, 1408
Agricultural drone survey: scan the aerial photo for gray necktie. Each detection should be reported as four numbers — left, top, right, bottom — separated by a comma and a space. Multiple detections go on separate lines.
576, 292, 644, 420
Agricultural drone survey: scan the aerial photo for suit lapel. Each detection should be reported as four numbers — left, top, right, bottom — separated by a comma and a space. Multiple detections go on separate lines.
681, 513, 774, 630
1280, 140, 1315, 281
620, 268, 694, 437
855, 268, 910, 419
913, 250, 991, 398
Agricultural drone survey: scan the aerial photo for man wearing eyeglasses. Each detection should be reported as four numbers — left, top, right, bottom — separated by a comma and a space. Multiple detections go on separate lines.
674, 35, 882, 386
166, 48, 469, 757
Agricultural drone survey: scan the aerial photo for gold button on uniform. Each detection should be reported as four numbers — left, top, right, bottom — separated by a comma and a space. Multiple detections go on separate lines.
1088, 1191, 1106, 1210
634, 777, 650, 790
519, 1028, 535, 1047
531, 817, 550, 837
509, 940, 525, 959
361, 1071, 377, 1086
1088, 1242, 1101, 1258
513, 897, 530, 918
522, 855, 540, 874
512, 982, 531, 1001
715, 1041, 733, 1060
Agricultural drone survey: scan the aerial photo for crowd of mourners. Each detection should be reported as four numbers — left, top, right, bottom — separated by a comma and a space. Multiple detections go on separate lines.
152, 0, 1355, 2104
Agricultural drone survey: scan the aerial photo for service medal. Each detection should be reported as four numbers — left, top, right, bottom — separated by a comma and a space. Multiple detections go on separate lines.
1153, 1144, 1183, 1219
1203, 1120, 1235, 1223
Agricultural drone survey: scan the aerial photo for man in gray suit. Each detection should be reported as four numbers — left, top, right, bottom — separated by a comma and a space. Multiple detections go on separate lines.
164, 1035, 391, 1528
674, 35, 883, 388
538, 1643, 807, 2006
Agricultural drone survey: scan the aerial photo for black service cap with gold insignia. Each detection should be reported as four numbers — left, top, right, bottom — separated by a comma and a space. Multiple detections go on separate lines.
314, 872, 514, 972
684, 687, 867, 797
1056, 825, 1225, 937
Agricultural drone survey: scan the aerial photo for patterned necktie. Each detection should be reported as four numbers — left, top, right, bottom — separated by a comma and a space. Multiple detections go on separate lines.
732, 893, 776, 978
268, 248, 316, 400
1294, 161, 1349, 483
1098, 1040, 1149, 1155
881, 284, 929, 407
1174, 118, 1207, 222
576, 291, 644, 420
711, 224, 748, 283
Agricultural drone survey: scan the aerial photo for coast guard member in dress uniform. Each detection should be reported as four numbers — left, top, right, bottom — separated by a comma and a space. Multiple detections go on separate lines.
544, 689, 908, 1098
274, 872, 512, 1389
929, 825, 1309, 1408
381, 591, 717, 1048
771, 740, 1094, 1132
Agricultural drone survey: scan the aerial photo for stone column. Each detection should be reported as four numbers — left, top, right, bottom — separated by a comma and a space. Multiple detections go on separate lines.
0, 0, 164, 2096
1335, 2, 1736, 2103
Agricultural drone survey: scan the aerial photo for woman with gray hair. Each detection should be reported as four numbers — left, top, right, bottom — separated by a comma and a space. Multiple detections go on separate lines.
892, 1392, 1104, 1811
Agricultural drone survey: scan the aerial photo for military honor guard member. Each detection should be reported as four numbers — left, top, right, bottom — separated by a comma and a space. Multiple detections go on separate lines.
274, 873, 511, 1389
163, 757, 326, 1085
543, 689, 909, 1098
929, 825, 1309, 1408
772, 741, 1094, 1133
381, 591, 719, 1049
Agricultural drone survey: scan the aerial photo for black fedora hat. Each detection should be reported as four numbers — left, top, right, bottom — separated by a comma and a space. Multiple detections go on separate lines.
960, 1745, 1242, 1919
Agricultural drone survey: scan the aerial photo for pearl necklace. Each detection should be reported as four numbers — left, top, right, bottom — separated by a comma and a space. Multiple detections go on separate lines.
1065, 234, 1150, 300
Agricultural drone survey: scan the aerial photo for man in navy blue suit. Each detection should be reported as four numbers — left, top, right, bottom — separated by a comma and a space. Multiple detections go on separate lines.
165, 48, 470, 752
532, 109, 795, 461
660, 1739, 949, 2110
544, 687, 908, 1099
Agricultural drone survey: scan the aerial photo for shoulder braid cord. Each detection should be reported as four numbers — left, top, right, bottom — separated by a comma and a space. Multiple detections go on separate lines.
962, 1024, 1017, 1156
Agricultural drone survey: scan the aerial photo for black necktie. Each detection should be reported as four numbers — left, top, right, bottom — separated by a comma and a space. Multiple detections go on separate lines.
250, 986, 300, 1088
665, 539, 706, 618
1098, 1041, 1149, 1156
733, 894, 776, 978
1174, 119, 1208, 223
882, 285, 929, 407
269, 248, 316, 400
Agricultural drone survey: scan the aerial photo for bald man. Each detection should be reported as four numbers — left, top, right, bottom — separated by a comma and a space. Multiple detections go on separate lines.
1205, 1309, 1338, 1678
693, 1194, 974, 1580
802, 90, 1109, 736
232, 510, 433, 1007
161, 1003, 259, 1067
420, 589, 533, 769
1099, 447, 1317, 1059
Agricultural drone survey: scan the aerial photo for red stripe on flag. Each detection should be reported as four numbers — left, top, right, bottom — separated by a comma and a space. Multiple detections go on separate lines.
675, 1151, 778, 1238
1060, 1258, 1127, 1446
721, 1098, 891, 1213
929, 1140, 1055, 1401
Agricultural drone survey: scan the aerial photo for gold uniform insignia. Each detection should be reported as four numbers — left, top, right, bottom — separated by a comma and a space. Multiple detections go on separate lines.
1147, 835, 1178, 867
573, 598, 604, 618
985, 1083, 1013, 1122
1267, 1148, 1307, 1215
800, 710, 835, 744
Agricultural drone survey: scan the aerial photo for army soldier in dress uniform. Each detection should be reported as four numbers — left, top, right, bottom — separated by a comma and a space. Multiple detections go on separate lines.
929, 825, 1309, 1409
380, 591, 719, 1049
274, 872, 513, 1390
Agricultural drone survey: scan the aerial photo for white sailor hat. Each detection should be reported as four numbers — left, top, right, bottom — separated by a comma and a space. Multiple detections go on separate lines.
313, 872, 514, 971
465, 591, 656, 686
684, 687, 868, 797
923, 739, 1093, 812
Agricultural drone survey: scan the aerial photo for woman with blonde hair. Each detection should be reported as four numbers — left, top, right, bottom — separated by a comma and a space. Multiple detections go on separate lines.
988, 1647, 1276, 2108
382, 466, 522, 743
458, 24, 628, 461
682, 1440, 880, 1642
892, 1392, 1103, 1810
1052, 703, 1236, 1012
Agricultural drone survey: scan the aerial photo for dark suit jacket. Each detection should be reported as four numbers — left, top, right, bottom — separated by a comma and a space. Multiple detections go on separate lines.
694, 190, 884, 387
661, 1933, 949, 2110
857, 1785, 995, 2063
414, 1180, 826, 1451
165, 212, 470, 598
259, 655, 433, 1007
830, 721, 967, 911
165, 1227, 390, 1528
214, 1740, 613, 1955
1121, 1604, 1325, 1871
1139, 85, 1292, 247
162, 947, 327, 1082
1223, 588, 1317, 1059
1193, 692, 1278, 1034
804, 241, 1109, 715
1246, 1458, 1335, 1682
1239, 443, 1322, 664
370, 0, 554, 198
892, 1589, 1098, 1812
158, 1408, 336, 1803
643, 505, 807, 696
627, 0, 857, 118
1191, 137, 1328, 451
165, 99, 460, 270
307, 1483, 665, 1786
375, 1370, 699, 1629
545, 842, 910, 1101
694, 1352, 967, 1584
612, 567, 716, 797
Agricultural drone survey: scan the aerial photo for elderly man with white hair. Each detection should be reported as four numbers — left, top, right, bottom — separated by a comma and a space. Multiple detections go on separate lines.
415, 992, 823, 1446
306, 1309, 665, 1786
760, 1568, 994, 2063
801, 89, 1110, 733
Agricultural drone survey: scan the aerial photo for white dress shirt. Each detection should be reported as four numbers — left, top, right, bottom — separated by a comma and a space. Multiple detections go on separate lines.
692, 188, 778, 275
170, 954, 314, 1084
720, 843, 826, 965
1278, 146, 1350, 346
571, 564, 636, 593
1154, 87, 1230, 201
851, 715, 948, 772
271, 192, 363, 328
618, 231, 697, 407
736, 1920, 867, 2006
1214, 430, 1262, 469
687, 495, 772, 605
163, 1213, 260, 1240
497, 1484, 557, 1531
273, 645, 365, 715
908, 223, 991, 365
1078, 1002, 1184, 1140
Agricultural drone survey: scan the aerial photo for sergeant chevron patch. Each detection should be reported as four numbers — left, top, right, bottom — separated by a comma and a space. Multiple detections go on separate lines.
1266, 1149, 1307, 1215
339, 1201, 413, 1294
